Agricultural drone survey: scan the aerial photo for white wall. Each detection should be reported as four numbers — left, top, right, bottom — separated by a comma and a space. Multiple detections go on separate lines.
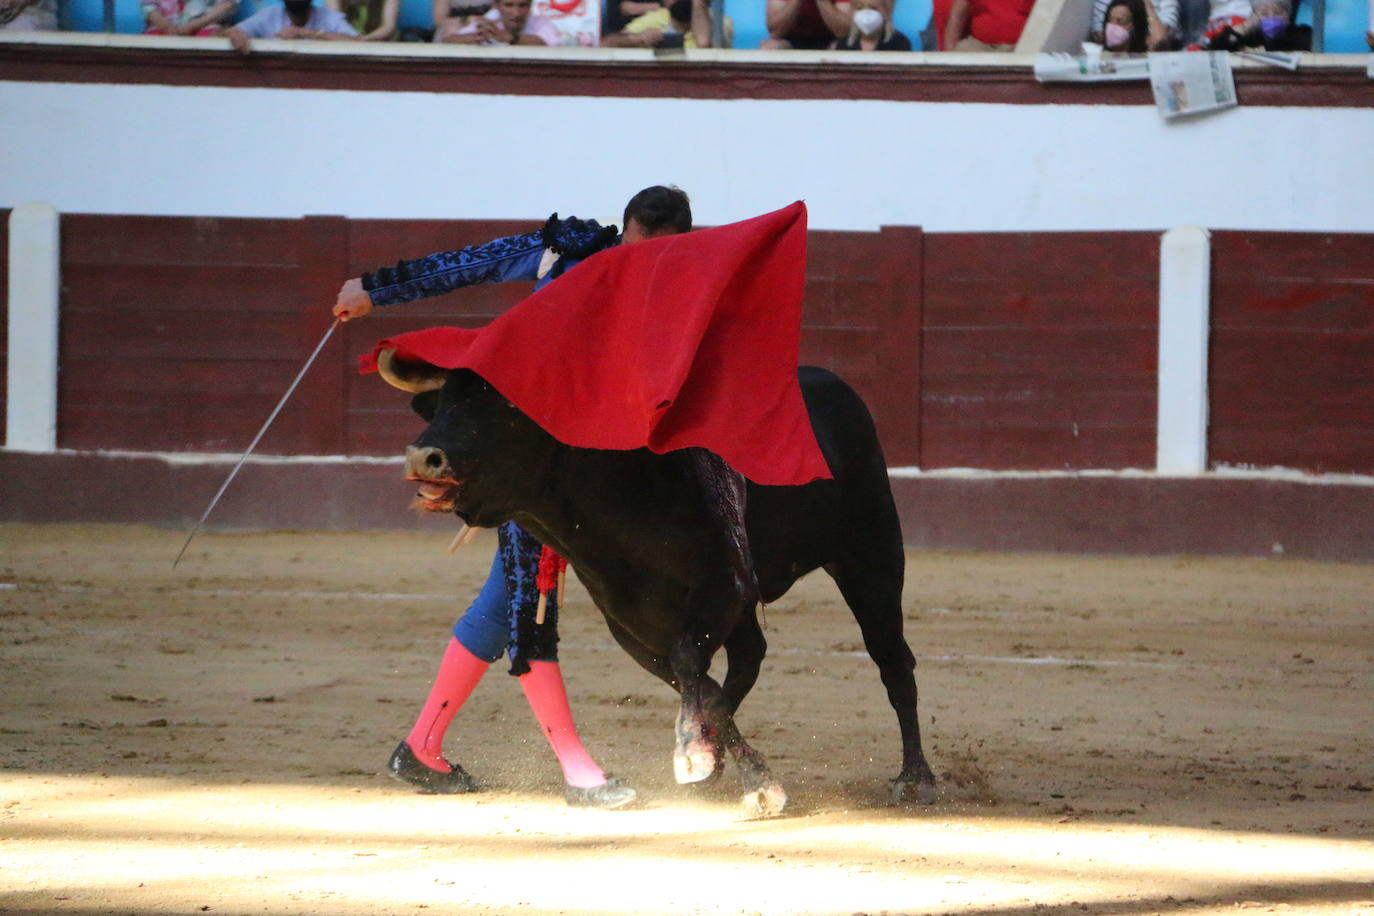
2, 79, 1372, 232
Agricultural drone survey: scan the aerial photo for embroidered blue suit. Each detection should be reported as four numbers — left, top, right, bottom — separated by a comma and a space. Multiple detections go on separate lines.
362, 214, 620, 302
365, 214, 620, 675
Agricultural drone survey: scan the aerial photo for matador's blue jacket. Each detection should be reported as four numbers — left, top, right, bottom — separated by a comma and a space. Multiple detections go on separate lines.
363, 213, 620, 675
361, 213, 621, 304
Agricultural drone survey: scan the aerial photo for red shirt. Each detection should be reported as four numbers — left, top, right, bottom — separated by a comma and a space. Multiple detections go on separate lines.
968, 0, 1032, 45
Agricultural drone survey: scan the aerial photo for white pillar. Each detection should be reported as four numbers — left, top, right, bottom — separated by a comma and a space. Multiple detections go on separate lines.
1156, 226, 1210, 474
6, 202, 61, 452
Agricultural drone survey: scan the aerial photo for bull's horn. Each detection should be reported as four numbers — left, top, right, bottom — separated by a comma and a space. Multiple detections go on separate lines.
377, 348, 447, 393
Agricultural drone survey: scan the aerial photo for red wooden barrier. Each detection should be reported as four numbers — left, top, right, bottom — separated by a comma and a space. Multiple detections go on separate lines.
5, 213, 1369, 478
1209, 231, 1374, 475
921, 231, 1159, 470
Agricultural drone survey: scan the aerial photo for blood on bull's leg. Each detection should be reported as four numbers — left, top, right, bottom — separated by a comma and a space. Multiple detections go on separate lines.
669, 635, 725, 785
696, 694, 787, 818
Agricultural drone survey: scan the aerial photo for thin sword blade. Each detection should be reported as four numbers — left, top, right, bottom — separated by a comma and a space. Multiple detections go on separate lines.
173, 318, 340, 568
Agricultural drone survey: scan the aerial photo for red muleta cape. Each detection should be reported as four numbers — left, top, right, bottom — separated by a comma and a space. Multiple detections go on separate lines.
359, 200, 831, 487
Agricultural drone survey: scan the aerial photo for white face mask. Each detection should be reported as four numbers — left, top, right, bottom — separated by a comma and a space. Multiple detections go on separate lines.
852, 7, 884, 35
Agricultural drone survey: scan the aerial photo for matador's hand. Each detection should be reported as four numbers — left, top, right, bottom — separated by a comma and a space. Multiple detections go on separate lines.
333, 277, 374, 321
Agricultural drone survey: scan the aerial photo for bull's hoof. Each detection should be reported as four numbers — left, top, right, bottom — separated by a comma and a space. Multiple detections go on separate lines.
890, 774, 937, 806
741, 782, 788, 819
387, 741, 479, 794
674, 744, 721, 784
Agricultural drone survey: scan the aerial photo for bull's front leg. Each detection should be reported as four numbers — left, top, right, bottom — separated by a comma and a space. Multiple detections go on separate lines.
669, 629, 726, 786
668, 580, 788, 817
668, 557, 754, 786
671, 449, 756, 784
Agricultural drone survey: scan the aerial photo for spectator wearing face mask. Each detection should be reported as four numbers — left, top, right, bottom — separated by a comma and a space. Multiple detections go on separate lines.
1090, 0, 1177, 48
1239, 0, 1310, 49
601, 0, 732, 47
225, 0, 358, 51
1095, 0, 1149, 50
833, 0, 910, 48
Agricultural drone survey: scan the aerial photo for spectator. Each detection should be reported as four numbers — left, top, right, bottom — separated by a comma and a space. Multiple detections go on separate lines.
445, 0, 560, 43
143, 0, 237, 34
1092, 0, 1146, 49
431, 0, 489, 41
833, 0, 911, 48
1090, 0, 1177, 48
943, 0, 1033, 50
602, 0, 663, 35
225, 0, 359, 50
325, 0, 399, 39
601, 0, 732, 47
1240, 0, 1310, 49
0, 0, 57, 29
1183, 0, 1252, 48
760, 0, 851, 49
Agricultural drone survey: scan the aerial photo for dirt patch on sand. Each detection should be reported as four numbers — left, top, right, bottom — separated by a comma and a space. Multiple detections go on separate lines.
2, 524, 1372, 915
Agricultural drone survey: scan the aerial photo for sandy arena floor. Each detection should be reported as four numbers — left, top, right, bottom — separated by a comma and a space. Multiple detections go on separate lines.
1, 522, 1372, 916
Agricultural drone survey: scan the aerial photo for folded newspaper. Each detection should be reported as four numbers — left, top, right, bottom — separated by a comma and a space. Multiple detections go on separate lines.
1034, 50, 1151, 82
1035, 49, 1240, 121
1148, 51, 1237, 118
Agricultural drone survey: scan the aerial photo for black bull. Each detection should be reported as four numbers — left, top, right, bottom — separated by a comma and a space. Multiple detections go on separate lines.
384, 355, 936, 815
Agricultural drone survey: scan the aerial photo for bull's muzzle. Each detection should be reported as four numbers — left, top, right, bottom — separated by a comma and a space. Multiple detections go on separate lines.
405, 445, 460, 512
405, 445, 450, 480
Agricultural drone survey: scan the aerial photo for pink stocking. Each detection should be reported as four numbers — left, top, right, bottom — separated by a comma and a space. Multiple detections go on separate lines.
519, 660, 607, 789
404, 637, 489, 773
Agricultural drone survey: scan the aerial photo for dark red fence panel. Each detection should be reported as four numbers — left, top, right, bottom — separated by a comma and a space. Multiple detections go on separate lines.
800, 228, 921, 466
57, 214, 311, 453
1210, 231, 1374, 475
920, 231, 1159, 470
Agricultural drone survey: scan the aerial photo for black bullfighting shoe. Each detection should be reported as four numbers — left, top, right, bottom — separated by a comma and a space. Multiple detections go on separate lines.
564, 776, 637, 810
387, 740, 479, 794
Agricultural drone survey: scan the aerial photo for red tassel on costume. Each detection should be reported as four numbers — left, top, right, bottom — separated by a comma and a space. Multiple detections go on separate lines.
534, 545, 568, 624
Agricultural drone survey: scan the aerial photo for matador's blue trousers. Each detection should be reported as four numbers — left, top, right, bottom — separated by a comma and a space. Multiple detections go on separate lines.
451, 521, 561, 675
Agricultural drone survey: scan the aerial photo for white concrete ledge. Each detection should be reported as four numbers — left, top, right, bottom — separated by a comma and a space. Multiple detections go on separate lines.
5, 202, 60, 453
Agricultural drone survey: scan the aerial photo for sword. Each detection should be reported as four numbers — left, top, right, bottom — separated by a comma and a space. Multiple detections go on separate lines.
173, 318, 341, 568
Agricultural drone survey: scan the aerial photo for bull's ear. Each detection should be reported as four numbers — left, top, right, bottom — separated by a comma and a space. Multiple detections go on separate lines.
411, 390, 441, 423
377, 348, 447, 393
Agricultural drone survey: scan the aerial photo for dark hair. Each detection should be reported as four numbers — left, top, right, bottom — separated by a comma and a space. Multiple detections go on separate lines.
623, 185, 692, 235
1103, 0, 1149, 51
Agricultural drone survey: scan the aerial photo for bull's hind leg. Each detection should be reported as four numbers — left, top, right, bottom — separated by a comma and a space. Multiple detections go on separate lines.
824, 555, 938, 805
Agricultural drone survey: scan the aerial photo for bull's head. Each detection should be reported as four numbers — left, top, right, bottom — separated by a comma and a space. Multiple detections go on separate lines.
378, 349, 558, 528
